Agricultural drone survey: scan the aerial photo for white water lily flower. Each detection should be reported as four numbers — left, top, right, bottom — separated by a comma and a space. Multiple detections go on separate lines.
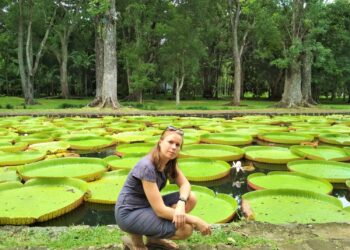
231, 161, 244, 173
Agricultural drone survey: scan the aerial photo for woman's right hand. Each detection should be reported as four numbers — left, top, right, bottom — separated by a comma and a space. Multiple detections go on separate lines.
195, 219, 212, 235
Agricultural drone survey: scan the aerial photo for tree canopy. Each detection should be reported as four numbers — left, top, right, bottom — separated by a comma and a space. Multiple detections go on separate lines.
0, 0, 349, 107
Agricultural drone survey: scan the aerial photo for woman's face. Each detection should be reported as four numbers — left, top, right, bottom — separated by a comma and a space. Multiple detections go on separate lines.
159, 132, 183, 161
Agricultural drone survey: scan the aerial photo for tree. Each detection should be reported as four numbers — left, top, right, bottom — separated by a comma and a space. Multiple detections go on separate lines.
159, 2, 205, 105
17, 0, 57, 104
88, 0, 120, 108
49, 0, 86, 99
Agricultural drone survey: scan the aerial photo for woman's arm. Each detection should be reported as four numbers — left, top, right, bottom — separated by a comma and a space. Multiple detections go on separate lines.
142, 180, 211, 234
174, 166, 191, 202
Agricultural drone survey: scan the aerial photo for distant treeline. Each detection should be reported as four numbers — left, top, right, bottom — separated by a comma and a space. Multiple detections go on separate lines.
0, 0, 349, 107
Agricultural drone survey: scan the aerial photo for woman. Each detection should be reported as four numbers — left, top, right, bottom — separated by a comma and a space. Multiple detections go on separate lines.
115, 126, 211, 250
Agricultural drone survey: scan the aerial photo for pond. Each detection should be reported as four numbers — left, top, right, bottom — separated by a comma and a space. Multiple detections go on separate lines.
34, 144, 350, 227
1, 115, 350, 225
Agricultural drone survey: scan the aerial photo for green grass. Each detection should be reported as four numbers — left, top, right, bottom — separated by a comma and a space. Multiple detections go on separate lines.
0, 225, 274, 249
0, 96, 349, 112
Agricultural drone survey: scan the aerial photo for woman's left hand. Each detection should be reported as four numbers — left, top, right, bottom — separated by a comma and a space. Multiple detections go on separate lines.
172, 201, 186, 228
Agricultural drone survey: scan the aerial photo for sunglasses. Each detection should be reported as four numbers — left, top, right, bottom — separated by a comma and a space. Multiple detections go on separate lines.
164, 125, 184, 136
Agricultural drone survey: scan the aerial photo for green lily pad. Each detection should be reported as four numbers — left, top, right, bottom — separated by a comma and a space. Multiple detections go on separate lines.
247, 171, 332, 194
116, 143, 154, 156
0, 150, 46, 166
200, 133, 253, 146
65, 136, 115, 150
242, 189, 350, 224
0, 141, 28, 152
244, 146, 303, 164
29, 141, 70, 154
180, 144, 244, 161
290, 145, 350, 161
112, 131, 148, 143
107, 123, 145, 132
18, 157, 108, 181
258, 132, 314, 144
252, 125, 289, 133
86, 170, 129, 204
178, 158, 231, 181
162, 184, 238, 223
287, 160, 350, 183
0, 168, 20, 183
104, 155, 141, 170
0, 178, 89, 225
18, 133, 54, 144
318, 133, 350, 146
231, 128, 260, 137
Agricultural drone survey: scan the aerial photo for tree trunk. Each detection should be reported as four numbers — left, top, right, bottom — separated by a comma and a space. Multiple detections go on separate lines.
100, 0, 120, 108
277, 62, 303, 108
276, 0, 304, 108
89, 15, 104, 106
301, 50, 316, 106
231, 0, 241, 106
18, 0, 29, 103
60, 35, 69, 98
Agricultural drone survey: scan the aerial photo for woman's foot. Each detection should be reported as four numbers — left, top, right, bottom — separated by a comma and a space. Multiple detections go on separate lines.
146, 238, 179, 250
122, 235, 148, 250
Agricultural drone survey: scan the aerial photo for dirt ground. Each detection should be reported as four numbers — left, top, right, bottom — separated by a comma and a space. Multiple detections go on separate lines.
217, 221, 350, 250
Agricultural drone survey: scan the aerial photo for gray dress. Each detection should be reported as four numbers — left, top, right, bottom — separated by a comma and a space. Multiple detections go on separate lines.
115, 155, 179, 239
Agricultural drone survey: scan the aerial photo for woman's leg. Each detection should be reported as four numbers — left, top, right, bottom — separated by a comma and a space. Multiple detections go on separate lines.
122, 234, 147, 250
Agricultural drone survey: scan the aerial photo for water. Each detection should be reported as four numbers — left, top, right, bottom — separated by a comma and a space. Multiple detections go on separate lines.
33, 145, 350, 226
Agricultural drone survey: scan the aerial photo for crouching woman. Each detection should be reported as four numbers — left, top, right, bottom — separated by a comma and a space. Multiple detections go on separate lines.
115, 126, 211, 250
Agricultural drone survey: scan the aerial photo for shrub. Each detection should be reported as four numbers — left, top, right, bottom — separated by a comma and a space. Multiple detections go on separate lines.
57, 103, 85, 109
5, 104, 14, 109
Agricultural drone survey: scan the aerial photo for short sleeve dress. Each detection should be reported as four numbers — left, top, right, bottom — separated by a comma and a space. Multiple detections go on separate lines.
115, 155, 180, 239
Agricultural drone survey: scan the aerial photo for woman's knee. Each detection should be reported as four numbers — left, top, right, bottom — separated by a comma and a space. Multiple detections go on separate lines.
185, 191, 196, 212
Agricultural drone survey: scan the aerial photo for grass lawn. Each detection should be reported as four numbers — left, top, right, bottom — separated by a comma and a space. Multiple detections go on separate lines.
0, 96, 348, 112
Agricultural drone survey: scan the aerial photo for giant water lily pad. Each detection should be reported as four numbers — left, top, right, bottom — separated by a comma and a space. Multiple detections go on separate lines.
112, 131, 148, 143
200, 133, 253, 146
86, 170, 129, 204
18, 157, 108, 181
0, 150, 46, 166
247, 171, 332, 194
318, 133, 350, 145
104, 155, 141, 170
258, 132, 314, 144
242, 189, 350, 224
29, 141, 70, 154
65, 136, 115, 150
0, 141, 28, 152
0, 168, 20, 183
178, 158, 231, 181
116, 143, 154, 156
290, 145, 350, 161
287, 160, 350, 183
244, 146, 303, 164
107, 123, 145, 132
180, 144, 244, 161
0, 178, 89, 225
18, 133, 54, 144
162, 185, 238, 223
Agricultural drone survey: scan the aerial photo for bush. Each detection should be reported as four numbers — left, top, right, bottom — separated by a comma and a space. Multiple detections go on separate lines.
57, 103, 85, 109
185, 106, 209, 110
5, 104, 14, 109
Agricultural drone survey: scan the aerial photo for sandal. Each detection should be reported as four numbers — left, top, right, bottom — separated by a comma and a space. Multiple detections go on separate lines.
122, 235, 148, 250
146, 239, 179, 250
